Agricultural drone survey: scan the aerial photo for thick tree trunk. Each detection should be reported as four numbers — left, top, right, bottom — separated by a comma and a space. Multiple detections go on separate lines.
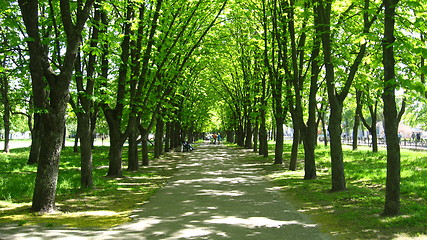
303, 128, 317, 180
274, 116, 284, 164
328, 103, 347, 192
236, 123, 245, 147
77, 114, 93, 188
382, 0, 400, 216
127, 118, 139, 171
32, 81, 70, 213
106, 117, 123, 177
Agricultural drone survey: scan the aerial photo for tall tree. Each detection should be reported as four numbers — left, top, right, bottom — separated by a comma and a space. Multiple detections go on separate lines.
69, 3, 102, 188
263, 0, 287, 165
316, 0, 379, 191
382, 0, 400, 216
18, 0, 94, 213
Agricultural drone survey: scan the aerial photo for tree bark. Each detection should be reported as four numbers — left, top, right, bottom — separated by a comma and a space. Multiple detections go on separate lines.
382, 0, 400, 216
154, 117, 164, 158
105, 113, 124, 177
164, 121, 171, 152
1, 74, 11, 153
289, 125, 300, 170
353, 90, 363, 150
127, 117, 139, 171
141, 128, 149, 166
77, 114, 93, 187
259, 75, 268, 158
244, 118, 253, 149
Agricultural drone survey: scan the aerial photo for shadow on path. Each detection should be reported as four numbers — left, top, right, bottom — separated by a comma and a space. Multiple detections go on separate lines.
0, 144, 332, 240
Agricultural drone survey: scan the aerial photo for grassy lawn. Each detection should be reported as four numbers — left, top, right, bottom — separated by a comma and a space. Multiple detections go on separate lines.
257, 142, 427, 240
1, 140, 426, 239
0, 143, 181, 229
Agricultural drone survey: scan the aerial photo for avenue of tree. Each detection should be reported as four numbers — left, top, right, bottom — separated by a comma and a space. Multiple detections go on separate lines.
1, 0, 426, 217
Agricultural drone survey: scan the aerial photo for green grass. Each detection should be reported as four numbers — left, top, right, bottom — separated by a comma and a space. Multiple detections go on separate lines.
261, 143, 427, 240
0, 144, 180, 228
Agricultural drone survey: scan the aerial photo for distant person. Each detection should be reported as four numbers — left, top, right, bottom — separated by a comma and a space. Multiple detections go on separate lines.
217, 133, 221, 144
213, 133, 217, 144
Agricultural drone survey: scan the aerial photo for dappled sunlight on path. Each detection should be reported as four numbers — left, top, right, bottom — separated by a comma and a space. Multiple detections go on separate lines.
0, 144, 332, 239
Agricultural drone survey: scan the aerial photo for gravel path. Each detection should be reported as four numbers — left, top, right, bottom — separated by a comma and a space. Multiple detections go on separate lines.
0, 143, 333, 239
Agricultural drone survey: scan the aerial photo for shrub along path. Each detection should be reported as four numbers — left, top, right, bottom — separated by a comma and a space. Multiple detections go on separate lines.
0, 143, 332, 239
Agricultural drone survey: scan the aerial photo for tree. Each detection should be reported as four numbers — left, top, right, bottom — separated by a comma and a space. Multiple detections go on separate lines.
382, 0, 400, 216
69, 2, 103, 188
316, 0, 379, 192
18, 0, 94, 213
263, 0, 287, 165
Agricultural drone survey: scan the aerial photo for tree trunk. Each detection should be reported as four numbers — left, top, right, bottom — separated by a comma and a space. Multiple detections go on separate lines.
127, 117, 139, 171
28, 115, 42, 164
154, 117, 164, 158
274, 116, 284, 164
303, 128, 317, 180
77, 114, 93, 188
164, 121, 171, 152
32, 79, 70, 213
253, 120, 259, 152
141, 128, 149, 166
73, 132, 79, 153
289, 120, 300, 171
1, 74, 11, 153
259, 109, 268, 157
328, 102, 347, 192
106, 116, 123, 177
236, 123, 245, 147
353, 90, 363, 150
382, 0, 400, 216
32, 114, 64, 213
259, 75, 268, 157
244, 118, 253, 149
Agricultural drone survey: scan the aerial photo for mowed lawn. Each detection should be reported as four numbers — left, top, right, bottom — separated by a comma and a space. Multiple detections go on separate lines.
0, 142, 181, 228
260, 143, 427, 240
0, 140, 426, 240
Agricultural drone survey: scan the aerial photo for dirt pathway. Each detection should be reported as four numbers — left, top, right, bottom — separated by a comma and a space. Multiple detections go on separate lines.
0, 143, 332, 239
